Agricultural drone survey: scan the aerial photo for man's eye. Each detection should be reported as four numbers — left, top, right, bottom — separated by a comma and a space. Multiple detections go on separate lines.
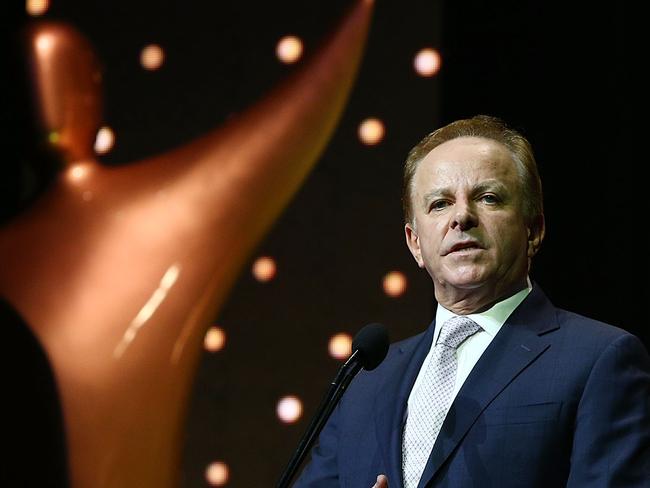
480, 194, 499, 204
430, 200, 449, 211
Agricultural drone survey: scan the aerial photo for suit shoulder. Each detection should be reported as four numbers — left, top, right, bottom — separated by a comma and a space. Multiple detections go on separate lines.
554, 308, 646, 352
556, 308, 631, 337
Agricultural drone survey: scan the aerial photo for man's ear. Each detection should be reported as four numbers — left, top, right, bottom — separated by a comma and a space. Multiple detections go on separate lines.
527, 214, 545, 258
405, 222, 425, 268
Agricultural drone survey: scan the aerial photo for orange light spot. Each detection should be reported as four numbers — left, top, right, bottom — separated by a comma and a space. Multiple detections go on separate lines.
140, 44, 165, 70
26, 0, 49, 16
414, 48, 442, 77
328, 333, 352, 359
252, 256, 276, 282
383, 271, 407, 297
205, 461, 229, 486
204, 326, 226, 352
66, 163, 93, 184
358, 118, 385, 145
276, 36, 303, 64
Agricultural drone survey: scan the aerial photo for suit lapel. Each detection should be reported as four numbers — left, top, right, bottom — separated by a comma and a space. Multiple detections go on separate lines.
418, 285, 559, 487
374, 322, 436, 486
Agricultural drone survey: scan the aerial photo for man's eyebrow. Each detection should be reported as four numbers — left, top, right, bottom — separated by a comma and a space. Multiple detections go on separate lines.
472, 180, 509, 194
421, 189, 449, 207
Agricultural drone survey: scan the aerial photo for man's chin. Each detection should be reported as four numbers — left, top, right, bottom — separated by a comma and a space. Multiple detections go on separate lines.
447, 280, 486, 290
440, 267, 489, 289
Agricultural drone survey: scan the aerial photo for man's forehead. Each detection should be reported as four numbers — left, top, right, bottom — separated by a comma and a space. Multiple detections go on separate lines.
415, 139, 516, 184
420, 136, 510, 165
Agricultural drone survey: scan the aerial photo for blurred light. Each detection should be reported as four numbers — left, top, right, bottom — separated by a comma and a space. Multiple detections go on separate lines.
205, 461, 229, 486
414, 48, 442, 77
383, 271, 407, 297
204, 326, 226, 352
252, 256, 276, 282
35, 32, 55, 54
48, 131, 60, 144
94, 126, 115, 155
328, 333, 352, 359
277, 395, 303, 423
114, 264, 182, 358
358, 118, 385, 145
276, 36, 303, 64
82, 191, 94, 202
66, 163, 93, 184
140, 44, 165, 70
26, 0, 49, 16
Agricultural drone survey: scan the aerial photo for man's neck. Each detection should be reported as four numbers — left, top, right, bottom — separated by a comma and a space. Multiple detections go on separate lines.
434, 278, 529, 315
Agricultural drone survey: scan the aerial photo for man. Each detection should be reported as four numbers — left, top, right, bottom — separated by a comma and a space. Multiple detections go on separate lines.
294, 115, 650, 487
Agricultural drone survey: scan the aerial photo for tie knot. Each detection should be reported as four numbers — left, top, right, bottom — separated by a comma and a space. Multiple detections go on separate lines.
437, 316, 481, 349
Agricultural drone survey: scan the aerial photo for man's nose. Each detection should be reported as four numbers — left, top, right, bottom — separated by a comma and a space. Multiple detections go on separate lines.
450, 201, 478, 231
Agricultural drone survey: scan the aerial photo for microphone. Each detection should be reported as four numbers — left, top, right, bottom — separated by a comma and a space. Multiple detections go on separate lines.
276, 323, 389, 488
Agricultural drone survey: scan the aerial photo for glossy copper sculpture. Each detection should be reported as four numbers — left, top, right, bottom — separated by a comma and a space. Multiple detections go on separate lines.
0, 1, 374, 486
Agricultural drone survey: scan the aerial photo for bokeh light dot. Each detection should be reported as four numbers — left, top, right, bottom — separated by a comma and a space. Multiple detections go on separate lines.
358, 118, 385, 145
276, 35, 303, 64
328, 333, 352, 359
277, 395, 303, 423
204, 326, 226, 352
205, 461, 229, 486
94, 126, 115, 155
383, 271, 408, 297
35, 33, 55, 54
66, 163, 93, 184
140, 44, 165, 70
252, 256, 277, 282
414, 48, 442, 77
26, 0, 49, 16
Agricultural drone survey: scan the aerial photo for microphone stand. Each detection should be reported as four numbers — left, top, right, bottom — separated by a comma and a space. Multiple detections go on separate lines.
276, 350, 363, 488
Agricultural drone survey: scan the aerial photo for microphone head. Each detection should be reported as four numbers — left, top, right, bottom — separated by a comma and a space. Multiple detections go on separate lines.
352, 323, 389, 371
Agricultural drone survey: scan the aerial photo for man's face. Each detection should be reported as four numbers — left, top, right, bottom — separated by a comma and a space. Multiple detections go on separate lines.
405, 136, 542, 303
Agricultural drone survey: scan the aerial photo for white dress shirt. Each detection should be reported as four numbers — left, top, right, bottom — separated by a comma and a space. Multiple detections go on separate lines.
407, 280, 532, 409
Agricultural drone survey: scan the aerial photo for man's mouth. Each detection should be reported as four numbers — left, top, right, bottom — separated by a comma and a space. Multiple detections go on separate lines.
445, 241, 483, 255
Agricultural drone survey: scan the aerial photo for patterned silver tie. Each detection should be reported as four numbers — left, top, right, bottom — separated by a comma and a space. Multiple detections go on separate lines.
402, 316, 481, 488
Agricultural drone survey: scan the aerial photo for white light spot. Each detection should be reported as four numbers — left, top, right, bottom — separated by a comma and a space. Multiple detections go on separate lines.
35, 33, 55, 54
276, 36, 303, 64
94, 126, 115, 155
414, 48, 442, 77
277, 395, 303, 424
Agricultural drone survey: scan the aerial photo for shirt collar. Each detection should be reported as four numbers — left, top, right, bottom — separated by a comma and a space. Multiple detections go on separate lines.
434, 277, 532, 343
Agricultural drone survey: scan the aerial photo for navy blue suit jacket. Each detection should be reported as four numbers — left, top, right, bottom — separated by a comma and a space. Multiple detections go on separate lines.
294, 285, 650, 487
